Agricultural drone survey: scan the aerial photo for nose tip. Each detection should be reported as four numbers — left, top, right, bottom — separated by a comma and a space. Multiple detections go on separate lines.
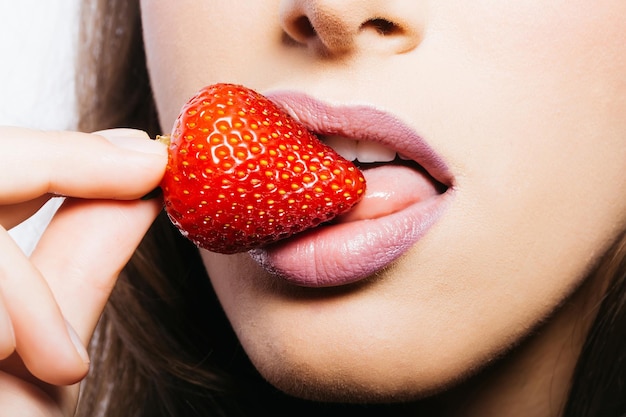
280, 0, 423, 57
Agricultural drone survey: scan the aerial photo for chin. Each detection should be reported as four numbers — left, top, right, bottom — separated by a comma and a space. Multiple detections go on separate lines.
257, 365, 432, 403
242, 339, 468, 404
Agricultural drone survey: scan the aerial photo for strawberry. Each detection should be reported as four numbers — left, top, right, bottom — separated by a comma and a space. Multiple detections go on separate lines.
160, 83, 366, 254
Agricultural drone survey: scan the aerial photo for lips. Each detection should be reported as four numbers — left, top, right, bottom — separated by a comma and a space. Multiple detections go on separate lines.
248, 92, 455, 287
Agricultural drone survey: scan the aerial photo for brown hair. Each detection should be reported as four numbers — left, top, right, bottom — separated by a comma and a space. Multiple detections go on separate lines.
563, 233, 626, 416
75, 2, 245, 416
75, 1, 626, 416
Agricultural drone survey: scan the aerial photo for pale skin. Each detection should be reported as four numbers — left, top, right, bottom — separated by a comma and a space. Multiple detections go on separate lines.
143, 0, 626, 415
1, 1, 626, 417
0, 128, 166, 415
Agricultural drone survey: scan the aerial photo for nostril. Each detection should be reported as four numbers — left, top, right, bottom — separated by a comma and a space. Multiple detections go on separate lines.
279, 3, 420, 55
294, 15, 317, 39
282, 15, 317, 47
360, 18, 402, 36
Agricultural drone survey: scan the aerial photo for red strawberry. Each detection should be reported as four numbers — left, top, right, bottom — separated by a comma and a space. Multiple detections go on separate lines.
160, 83, 366, 254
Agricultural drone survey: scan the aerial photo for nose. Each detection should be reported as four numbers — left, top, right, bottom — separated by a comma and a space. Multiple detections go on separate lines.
279, 0, 423, 57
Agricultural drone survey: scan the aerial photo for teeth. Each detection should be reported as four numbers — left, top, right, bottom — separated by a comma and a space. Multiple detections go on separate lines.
323, 135, 397, 163
356, 140, 396, 163
323, 135, 357, 161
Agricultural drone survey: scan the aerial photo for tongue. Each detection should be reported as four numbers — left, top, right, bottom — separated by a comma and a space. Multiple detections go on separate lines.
335, 164, 439, 223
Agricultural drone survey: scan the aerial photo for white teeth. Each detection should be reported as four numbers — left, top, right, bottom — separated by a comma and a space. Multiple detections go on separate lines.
323, 135, 357, 161
356, 140, 396, 163
323, 135, 398, 163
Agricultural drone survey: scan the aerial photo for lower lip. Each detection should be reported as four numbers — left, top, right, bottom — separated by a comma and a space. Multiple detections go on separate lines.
248, 189, 454, 287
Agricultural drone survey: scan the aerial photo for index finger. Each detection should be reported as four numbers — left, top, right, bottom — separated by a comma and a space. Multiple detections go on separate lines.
0, 127, 167, 205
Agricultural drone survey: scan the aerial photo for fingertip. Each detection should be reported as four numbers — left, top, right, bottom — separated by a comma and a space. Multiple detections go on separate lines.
0, 230, 91, 386
18, 338, 90, 386
35, 319, 92, 386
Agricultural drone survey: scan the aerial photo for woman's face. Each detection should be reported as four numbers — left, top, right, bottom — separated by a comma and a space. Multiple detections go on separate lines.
141, 0, 626, 401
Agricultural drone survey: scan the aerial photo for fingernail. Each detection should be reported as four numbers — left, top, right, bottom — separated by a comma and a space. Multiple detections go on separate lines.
65, 319, 90, 364
97, 129, 167, 156
94, 128, 150, 140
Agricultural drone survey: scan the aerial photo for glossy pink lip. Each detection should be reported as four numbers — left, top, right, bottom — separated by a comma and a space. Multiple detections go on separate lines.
248, 92, 455, 287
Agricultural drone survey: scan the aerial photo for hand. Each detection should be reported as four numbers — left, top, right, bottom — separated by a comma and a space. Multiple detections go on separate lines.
0, 127, 167, 416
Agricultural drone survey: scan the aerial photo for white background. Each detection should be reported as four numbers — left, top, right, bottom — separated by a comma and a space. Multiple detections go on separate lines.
0, 0, 80, 130
1, 1, 81, 252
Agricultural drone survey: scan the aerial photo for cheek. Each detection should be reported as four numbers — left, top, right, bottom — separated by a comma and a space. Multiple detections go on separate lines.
141, 1, 283, 131
417, 0, 626, 337
422, 0, 626, 261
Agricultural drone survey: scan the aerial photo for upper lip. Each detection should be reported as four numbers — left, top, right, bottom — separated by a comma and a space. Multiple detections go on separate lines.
265, 91, 454, 188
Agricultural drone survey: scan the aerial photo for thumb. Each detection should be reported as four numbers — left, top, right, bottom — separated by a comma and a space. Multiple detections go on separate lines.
30, 196, 163, 342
